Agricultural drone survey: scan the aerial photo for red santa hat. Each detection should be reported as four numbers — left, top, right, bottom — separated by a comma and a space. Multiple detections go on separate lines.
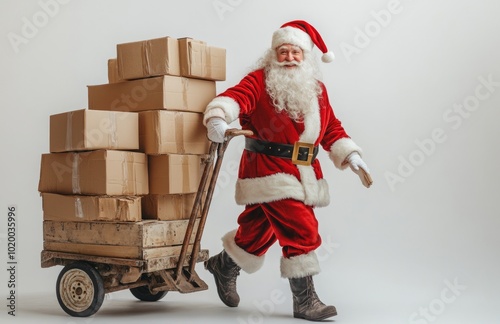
271, 20, 335, 63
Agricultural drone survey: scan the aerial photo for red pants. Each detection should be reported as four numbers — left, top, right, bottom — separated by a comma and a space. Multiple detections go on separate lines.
234, 199, 322, 258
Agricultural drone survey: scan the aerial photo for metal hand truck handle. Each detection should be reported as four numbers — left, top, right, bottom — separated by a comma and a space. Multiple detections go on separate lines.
175, 128, 254, 281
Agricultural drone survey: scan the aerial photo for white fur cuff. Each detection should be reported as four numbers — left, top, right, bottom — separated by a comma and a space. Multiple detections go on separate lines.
222, 230, 265, 274
280, 252, 320, 278
329, 137, 362, 169
203, 107, 225, 125
205, 96, 240, 124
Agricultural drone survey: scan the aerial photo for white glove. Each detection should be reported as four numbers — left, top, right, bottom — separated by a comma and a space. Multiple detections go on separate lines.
206, 117, 229, 143
347, 153, 373, 188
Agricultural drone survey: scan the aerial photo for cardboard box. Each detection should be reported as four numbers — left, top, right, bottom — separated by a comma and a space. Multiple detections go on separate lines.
148, 154, 201, 194
50, 109, 138, 153
142, 193, 196, 220
108, 58, 125, 83
117, 36, 180, 80
178, 38, 226, 81
41, 193, 141, 222
38, 150, 149, 196
139, 110, 209, 155
88, 75, 216, 113
43, 219, 199, 260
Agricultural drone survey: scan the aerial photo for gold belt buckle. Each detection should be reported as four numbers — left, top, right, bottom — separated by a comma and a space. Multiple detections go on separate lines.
291, 141, 315, 166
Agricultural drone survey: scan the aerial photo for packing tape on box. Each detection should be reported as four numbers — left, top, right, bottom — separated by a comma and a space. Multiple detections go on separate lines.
172, 195, 182, 218
175, 112, 185, 154
182, 156, 190, 193
74, 197, 84, 219
108, 111, 118, 148
121, 152, 131, 194
153, 112, 161, 147
182, 78, 189, 109
72, 153, 82, 194
202, 46, 212, 79
65, 111, 74, 151
142, 40, 152, 77
115, 198, 129, 221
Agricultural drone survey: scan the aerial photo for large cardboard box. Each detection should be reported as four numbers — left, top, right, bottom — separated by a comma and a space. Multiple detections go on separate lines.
142, 193, 196, 220
148, 154, 201, 194
178, 38, 226, 81
41, 193, 141, 222
108, 58, 125, 83
50, 109, 138, 153
139, 110, 209, 155
117, 36, 180, 80
43, 219, 199, 260
88, 75, 216, 113
38, 150, 149, 196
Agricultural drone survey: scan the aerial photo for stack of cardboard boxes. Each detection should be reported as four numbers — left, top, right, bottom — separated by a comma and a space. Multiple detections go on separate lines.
39, 36, 225, 260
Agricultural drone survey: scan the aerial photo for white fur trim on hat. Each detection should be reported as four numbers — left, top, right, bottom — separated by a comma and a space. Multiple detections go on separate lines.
272, 26, 313, 50
329, 137, 363, 169
280, 251, 320, 278
222, 229, 265, 274
321, 51, 335, 63
204, 96, 240, 125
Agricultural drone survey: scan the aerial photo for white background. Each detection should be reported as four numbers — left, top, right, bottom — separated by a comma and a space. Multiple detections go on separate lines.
1, 0, 499, 323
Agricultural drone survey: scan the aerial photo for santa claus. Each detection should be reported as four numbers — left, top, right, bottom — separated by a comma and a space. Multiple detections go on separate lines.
204, 20, 371, 321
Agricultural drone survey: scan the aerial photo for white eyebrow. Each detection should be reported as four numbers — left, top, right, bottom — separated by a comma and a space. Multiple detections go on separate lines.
277, 45, 301, 51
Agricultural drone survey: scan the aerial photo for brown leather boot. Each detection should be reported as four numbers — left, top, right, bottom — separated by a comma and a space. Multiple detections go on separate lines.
204, 250, 241, 307
288, 275, 337, 321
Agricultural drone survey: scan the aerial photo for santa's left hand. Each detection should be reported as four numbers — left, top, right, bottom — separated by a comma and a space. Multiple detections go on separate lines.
346, 153, 373, 188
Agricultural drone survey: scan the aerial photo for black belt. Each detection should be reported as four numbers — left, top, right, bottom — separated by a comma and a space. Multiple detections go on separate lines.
245, 138, 319, 166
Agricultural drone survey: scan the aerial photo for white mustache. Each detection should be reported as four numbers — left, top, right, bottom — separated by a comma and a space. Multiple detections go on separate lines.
275, 60, 301, 67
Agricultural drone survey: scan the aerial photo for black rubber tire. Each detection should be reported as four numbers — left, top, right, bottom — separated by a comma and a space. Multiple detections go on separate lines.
56, 261, 105, 317
130, 285, 168, 302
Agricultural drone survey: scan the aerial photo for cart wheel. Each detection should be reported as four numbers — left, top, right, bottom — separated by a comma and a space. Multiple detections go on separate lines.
56, 261, 105, 317
130, 286, 167, 302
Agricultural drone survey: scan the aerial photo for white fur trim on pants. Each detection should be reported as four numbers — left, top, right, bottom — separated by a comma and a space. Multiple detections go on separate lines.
235, 173, 330, 207
222, 230, 265, 274
329, 137, 363, 169
280, 251, 321, 278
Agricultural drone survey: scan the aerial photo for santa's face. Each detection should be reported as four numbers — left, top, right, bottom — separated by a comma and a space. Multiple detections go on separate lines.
275, 44, 303, 69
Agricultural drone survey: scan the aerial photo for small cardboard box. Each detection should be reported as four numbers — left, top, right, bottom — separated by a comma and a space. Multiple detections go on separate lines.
88, 75, 216, 113
108, 58, 125, 83
41, 193, 141, 222
178, 38, 226, 81
38, 150, 149, 196
148, 154, 201, 194
142, 193, 196, 220
139, 110, 209, 155
50, 109, 138, 153
117, 36, 180, 80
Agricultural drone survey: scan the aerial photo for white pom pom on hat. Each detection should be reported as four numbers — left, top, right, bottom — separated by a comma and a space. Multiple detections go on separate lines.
272, 20, 335, 63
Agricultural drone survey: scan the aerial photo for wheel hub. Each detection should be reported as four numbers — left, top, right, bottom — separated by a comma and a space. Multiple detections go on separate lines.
59, 269, 95, 312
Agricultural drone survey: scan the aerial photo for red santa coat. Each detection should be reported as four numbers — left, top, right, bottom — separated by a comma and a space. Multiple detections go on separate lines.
204, 69, 362, 207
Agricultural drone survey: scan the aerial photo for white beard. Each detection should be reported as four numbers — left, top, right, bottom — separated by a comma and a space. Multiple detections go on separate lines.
264, 54, 322, 122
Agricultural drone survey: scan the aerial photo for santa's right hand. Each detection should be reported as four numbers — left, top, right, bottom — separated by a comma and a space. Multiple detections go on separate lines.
206, 117, 229, 143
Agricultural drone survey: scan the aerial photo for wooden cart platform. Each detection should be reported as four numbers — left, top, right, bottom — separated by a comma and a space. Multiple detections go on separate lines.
41, 248, 209, 294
